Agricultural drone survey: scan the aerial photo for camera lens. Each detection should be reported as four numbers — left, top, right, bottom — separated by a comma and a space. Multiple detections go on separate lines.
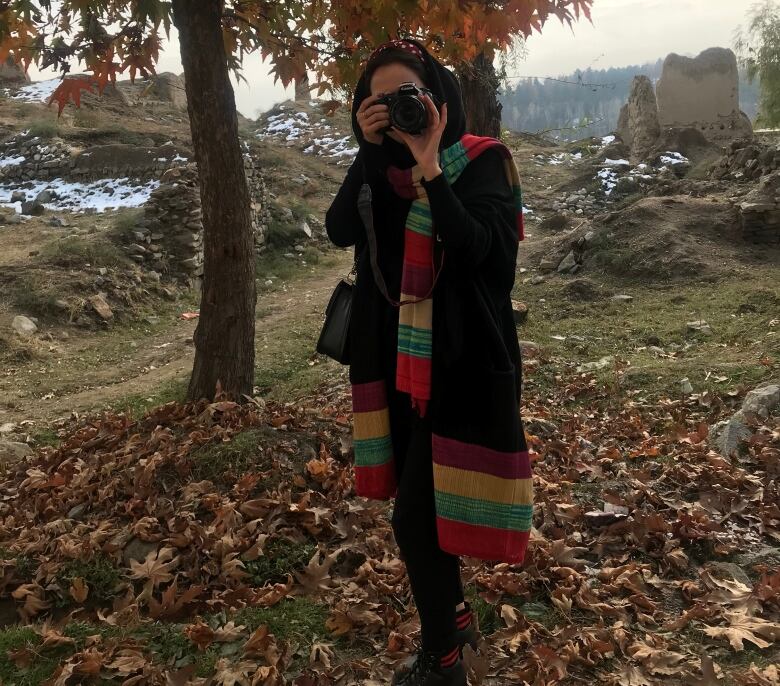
392, 96, 426, 132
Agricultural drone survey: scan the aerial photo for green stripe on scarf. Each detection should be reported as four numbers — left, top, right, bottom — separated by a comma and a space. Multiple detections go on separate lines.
434, 490, 534, 531
398, 324, 432, 357
353, 435, 394, 466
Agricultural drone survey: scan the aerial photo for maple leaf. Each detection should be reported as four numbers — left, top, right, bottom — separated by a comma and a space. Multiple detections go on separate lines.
628, 640, 688, 675
128, 547, 179, 588
47, 77, 95, 116
184, 619, 215, 652
293, 550, 337, 594
702, 613, 780, 650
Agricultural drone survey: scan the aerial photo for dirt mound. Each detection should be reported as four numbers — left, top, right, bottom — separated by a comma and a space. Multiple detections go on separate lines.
582, 195, 779, 280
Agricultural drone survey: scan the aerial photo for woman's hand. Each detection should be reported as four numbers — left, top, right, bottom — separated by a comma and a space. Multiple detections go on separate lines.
356, 93, 390, 146
393, 94, 448, 181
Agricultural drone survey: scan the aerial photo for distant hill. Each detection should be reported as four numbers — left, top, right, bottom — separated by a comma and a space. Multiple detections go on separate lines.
500, 58, 761, 141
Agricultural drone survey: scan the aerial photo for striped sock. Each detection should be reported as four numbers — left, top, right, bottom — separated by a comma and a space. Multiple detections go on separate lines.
456, 604, 472, 631
439, 646, 460, 669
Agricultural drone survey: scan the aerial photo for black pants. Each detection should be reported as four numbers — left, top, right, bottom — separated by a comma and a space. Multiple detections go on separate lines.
390, 394, 464, 653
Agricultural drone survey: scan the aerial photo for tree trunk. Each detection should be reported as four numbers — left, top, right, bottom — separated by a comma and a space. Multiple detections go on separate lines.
457, 52, 503, 138
172, 0, 256, 401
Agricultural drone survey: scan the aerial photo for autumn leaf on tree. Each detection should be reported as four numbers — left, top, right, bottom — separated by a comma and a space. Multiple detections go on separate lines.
47, 77, 95, 116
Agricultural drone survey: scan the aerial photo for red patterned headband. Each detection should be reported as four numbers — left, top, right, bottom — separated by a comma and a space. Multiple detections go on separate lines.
367, 39, 425, 64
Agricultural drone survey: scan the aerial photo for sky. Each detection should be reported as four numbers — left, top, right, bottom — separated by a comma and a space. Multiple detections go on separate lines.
27, 0, 757, 119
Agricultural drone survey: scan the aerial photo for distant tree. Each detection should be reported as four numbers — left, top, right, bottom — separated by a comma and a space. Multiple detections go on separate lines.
736, 0, 780, 127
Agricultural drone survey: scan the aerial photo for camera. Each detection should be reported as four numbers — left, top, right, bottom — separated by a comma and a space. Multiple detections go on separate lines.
376, 82, 443, 135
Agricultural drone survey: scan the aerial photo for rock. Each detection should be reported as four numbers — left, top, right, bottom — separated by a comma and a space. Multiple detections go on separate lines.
0, 440, 32, 467
88, 294, 113, 321
614, 176, 640, 195
152, 72, 188, 109
741, 384, 780, 419
524, 417, 559, 437
0, 55, 30, 84
11, 315, 37, 335
576, 355, 614, 373
67, 503, 87, 520
511, 300, 528, 325
680, 377, 693, 394
47, 216, 69, 228
529, 275, 545, 285
687, 320, 712, 335
20, 200, 44, 216
703, 562, 752, 588
711, 414, 752, 457
539, 258, 558, 272
122, 537, 159, 566
611, 294, 634, 303
299, 220, 312, 238
557, 250, 578, 274
3, 214, 21, 225
34, 189, 56, 204
10, 190, 26, 203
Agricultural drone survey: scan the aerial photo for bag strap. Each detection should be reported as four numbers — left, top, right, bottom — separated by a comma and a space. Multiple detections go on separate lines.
357, 182, 444, 308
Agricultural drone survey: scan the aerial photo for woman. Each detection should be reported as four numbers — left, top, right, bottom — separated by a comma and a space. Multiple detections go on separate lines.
325, 39, 532, 686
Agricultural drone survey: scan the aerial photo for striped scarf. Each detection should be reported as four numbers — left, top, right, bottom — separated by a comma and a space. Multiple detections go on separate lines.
352, 133, 525, 503
387, 134, 525, 416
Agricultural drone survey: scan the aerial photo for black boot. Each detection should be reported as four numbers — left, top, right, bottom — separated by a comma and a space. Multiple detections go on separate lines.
454, 602, 479, 651
391, 647, 466, 686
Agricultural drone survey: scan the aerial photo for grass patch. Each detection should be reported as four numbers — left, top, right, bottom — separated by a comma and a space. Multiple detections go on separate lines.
39, 236, 128, 269
56, 554, 123, 606
112, 378, 188, 419
190, 428, 272, 483
28, 118, 59, 139
516, 267, 780, 402
31, 426, 61, 448
0, 626, 60, 686
244, 538, 316, 586
234, 597, 330, 674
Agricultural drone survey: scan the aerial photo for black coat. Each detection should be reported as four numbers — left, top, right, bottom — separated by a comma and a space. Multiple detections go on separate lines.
326, 137, 525, 457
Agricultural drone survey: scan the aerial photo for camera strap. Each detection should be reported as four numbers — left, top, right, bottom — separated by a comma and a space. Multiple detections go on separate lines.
357, 182, 444, 309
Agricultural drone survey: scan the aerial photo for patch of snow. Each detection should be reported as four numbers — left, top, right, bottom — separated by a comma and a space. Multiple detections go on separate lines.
11, 78, 62, 103
0, 177, 160, 214
601, 135, 616, 146
660, 151, 689, 165
603, 158, 630, 167
522, 205, 533, 215
0, 155, 25, 167
172, 154, 188, 162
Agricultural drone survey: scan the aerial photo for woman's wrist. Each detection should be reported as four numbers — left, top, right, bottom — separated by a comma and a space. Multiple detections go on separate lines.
421, 164, 442, 181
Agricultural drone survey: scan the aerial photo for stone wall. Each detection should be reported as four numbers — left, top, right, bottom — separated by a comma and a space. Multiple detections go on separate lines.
738, 171, 780, 244
0, 133, 190, 183
128, 157, 270, 284
711, 138, 780, 182
655, 48, 753, 141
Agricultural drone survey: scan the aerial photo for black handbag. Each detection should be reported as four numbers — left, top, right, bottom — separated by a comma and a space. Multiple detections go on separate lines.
316, 263, 356, 364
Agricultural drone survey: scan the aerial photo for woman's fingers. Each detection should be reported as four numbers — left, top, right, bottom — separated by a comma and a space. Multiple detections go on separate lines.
357, 93, 380, 114
439, 102, 448, 132
424, 94, 439, 128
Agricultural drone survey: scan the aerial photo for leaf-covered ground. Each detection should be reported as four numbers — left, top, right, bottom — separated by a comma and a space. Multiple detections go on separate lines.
0, 359, 777, 685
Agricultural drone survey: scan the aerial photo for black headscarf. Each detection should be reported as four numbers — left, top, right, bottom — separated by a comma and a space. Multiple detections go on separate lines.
350, 38, 467, 168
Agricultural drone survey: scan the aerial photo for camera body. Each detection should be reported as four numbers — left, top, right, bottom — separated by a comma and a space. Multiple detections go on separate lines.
376, 82, 443, 135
